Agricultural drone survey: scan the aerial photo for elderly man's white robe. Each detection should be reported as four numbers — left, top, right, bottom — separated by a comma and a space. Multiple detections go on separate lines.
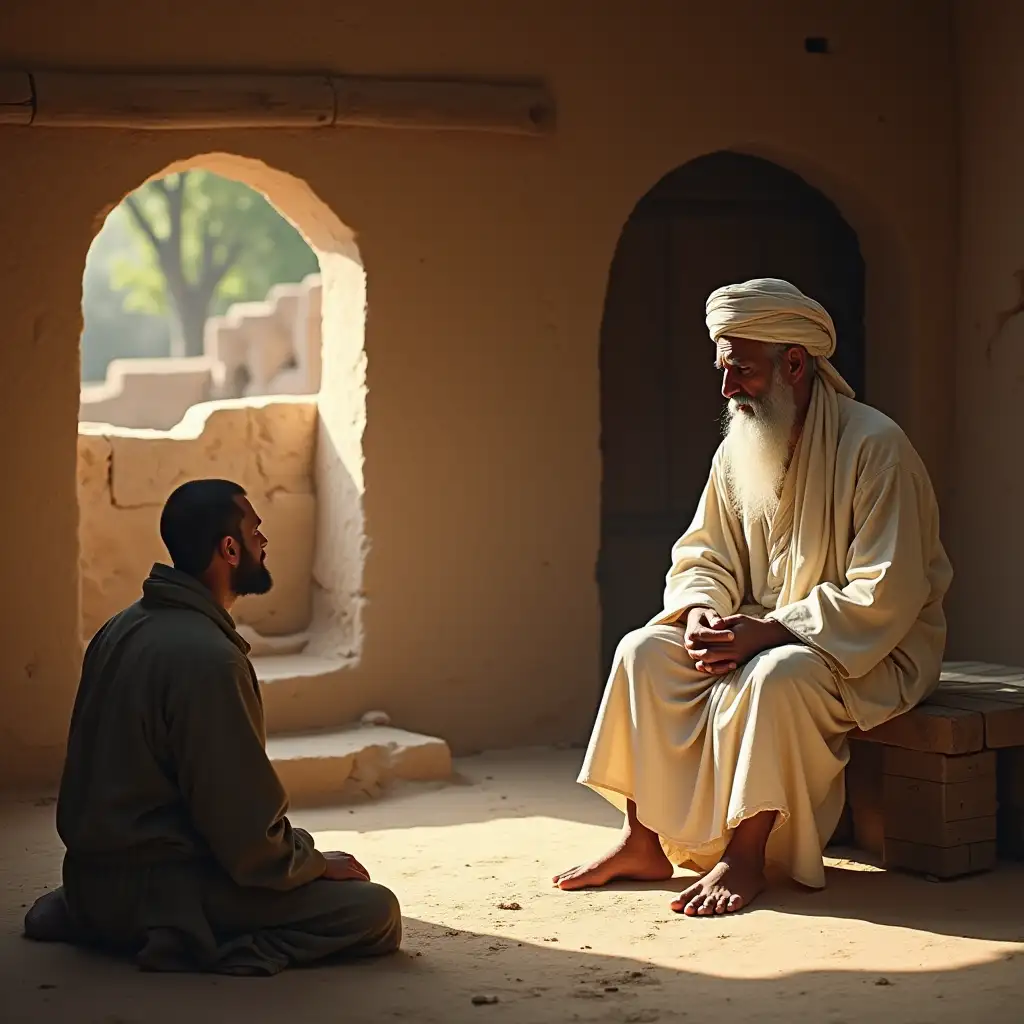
580, 378, 952, 888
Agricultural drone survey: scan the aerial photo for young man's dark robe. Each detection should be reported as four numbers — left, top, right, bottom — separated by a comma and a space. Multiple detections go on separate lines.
30, 564, 400, 975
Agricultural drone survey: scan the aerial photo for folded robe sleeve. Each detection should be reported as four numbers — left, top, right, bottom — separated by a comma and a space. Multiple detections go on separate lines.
766, 463, 932, 679
650, 459, 747, 626
166, 656, 326, 891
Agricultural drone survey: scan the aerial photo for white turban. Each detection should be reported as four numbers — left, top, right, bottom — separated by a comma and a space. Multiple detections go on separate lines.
705, 278, 855, 399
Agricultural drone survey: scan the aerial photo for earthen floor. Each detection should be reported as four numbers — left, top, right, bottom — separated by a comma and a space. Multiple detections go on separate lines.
3, 748, 1023, 1023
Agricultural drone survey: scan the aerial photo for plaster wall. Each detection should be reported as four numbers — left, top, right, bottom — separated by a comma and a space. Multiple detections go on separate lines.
77, 398, 317, 644
80, 357, 215, 430
0, 0, 957, 787
947, 2, 1024, 661
79, 275, 324, 431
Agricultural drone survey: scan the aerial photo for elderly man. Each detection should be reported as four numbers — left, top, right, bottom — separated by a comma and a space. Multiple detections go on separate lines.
24, 479, 401, 974
554, 279, 951, 915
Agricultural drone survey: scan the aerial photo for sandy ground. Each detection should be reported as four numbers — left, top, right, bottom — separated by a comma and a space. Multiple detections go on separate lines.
3, 747, 1024, 1023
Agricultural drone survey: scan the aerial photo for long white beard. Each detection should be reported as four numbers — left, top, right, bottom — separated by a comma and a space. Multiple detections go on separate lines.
721, 366, 798, 521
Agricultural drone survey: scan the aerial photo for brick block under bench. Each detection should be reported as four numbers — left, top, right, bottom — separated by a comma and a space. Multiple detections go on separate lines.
844, 661, 1024, 878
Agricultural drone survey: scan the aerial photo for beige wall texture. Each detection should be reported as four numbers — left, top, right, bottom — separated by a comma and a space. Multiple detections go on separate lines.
0, 1, 958, 788
947, 1, 1024, 662
78, 398, 317, 644
80, 357, 216, 430
79, 276, 323, 430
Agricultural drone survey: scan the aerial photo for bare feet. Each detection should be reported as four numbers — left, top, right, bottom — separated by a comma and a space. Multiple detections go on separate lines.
670, 809, 776, 916
553, 827, 673, 890
671, 858, 765, 915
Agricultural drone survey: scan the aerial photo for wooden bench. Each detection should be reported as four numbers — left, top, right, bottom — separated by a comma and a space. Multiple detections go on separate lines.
836, 661, 1024, 878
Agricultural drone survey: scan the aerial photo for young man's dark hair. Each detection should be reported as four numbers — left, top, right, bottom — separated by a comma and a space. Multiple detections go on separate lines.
159, 479, 248, 577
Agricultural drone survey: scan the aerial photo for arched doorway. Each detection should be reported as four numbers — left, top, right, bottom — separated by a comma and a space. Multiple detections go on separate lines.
598, 151, 865, 675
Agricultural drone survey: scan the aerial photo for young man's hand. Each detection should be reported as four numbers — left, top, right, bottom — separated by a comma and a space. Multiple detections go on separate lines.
321, 851, 371, 882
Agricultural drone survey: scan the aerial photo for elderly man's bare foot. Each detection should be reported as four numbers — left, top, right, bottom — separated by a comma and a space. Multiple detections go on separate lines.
670, 858, 765, 916
553, 829, 673, 891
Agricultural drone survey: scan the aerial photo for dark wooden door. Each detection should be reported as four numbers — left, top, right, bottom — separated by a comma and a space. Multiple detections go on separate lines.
598, 153, 865, 676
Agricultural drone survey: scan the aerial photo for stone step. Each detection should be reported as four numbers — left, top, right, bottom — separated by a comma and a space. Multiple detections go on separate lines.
252, 652, 345, 683
268, 725, 452, 807
252, 652, 355, 735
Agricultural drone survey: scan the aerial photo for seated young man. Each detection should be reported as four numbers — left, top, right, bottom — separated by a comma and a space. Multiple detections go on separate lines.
24, 479, 401, 975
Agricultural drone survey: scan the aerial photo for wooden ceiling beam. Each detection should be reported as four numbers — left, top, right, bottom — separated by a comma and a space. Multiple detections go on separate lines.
0, 70, 554, 135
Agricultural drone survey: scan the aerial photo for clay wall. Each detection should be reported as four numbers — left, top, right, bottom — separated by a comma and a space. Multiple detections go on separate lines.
0, 0, 957, 786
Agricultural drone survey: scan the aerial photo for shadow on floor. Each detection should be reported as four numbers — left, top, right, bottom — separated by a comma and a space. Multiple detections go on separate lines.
773, 856, 1024, 944
592, 855, 1024, 946
5, 916, 1022, 1024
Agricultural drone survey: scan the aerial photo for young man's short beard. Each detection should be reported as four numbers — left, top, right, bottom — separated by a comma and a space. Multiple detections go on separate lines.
231, 543, 273, 597
720, 362, 797, 521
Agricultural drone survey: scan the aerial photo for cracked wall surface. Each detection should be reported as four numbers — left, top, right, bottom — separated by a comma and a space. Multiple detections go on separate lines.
78, 397, 317, 643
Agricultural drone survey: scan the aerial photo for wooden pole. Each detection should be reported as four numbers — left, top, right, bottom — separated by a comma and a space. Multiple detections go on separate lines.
1, 71, 553, 135
331, 77, 553, 134
32, 73, 335, 129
